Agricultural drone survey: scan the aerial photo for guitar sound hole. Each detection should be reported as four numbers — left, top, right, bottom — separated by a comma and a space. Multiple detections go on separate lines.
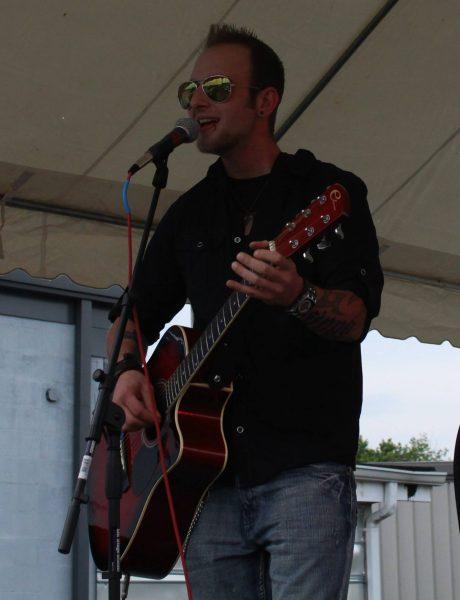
144, 426, 158, 443
143, 408, 168, 446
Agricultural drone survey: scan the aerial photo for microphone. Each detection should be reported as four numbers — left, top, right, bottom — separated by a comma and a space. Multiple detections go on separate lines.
128, 118, 199, 175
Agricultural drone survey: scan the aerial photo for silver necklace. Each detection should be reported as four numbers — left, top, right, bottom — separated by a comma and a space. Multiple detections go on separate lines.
231, 176, 271, 236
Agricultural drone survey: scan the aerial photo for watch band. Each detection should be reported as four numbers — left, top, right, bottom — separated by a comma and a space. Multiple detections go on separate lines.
114, 353, 143, 379
286, 281, 317, 318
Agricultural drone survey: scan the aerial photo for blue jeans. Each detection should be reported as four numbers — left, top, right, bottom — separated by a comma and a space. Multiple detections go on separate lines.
186, 463, 357, 599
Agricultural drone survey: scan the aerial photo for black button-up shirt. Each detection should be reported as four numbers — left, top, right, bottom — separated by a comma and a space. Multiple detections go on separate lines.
127, 150, 384, 486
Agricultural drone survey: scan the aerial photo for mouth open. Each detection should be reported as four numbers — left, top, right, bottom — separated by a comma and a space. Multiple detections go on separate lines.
197, 118, 219, 133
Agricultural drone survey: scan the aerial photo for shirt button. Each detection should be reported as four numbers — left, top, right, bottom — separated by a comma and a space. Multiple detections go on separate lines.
234, 236, 242, 244
236, 425, 245, 434
196, 241, 204, 248
360, 268, 367, 276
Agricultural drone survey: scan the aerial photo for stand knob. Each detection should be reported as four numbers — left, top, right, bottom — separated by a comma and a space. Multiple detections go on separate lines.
92, 369, 106, 383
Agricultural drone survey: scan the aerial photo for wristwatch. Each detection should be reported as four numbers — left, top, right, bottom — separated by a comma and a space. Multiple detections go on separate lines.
286, 281, 317, 318
114, 353, 143, 379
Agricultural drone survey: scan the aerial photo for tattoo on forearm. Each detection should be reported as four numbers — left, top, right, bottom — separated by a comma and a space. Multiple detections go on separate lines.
303, 312, 356, 338
122, 329, 147, 356
297, 289, 365, 341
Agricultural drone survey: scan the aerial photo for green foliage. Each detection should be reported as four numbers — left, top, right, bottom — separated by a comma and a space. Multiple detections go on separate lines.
357, 433, 448, 463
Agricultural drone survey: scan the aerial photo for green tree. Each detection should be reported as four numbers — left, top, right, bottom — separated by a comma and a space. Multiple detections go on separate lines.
357, 433, 449, 463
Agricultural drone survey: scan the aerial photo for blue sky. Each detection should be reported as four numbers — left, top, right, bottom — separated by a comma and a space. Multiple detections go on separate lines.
361, 331, 459, 459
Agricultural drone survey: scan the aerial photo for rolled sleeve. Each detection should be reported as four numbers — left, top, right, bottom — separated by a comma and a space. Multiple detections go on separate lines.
312, 175, 384, 338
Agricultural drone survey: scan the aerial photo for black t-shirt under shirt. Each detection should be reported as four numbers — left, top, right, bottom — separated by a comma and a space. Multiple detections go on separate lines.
114, 150, 384, 486
227, 174, 270, 235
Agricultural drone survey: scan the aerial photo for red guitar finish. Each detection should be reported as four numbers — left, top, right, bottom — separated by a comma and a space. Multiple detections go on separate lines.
89, 326, 231, 578
87, 183, 350, 579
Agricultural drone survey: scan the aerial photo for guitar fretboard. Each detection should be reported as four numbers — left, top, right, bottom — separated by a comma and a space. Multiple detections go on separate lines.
164, 290, 249, 407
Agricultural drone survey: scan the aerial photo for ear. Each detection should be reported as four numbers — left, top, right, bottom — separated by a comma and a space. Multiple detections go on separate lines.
255, 87, 280, 119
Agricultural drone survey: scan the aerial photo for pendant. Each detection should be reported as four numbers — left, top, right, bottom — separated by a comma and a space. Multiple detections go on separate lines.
243, 213, 254, 236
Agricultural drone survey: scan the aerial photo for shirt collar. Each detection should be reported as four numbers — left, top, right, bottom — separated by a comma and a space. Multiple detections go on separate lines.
205, 149, 316, 181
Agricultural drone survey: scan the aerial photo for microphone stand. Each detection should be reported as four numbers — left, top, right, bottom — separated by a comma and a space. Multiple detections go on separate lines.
59, 157, 170, 600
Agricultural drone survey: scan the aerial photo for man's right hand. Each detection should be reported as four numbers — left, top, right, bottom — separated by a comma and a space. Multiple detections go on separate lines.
112, 370, 160, 432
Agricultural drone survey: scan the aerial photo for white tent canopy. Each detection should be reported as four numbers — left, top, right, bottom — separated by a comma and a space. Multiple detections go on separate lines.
1, 1, 459, 345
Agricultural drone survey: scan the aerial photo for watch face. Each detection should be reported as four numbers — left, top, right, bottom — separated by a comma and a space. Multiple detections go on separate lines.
287, 285, 316, 316
298, 297, 313, 314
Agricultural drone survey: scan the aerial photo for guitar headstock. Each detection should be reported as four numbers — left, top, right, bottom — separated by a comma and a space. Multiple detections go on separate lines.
271, 183, 350, 258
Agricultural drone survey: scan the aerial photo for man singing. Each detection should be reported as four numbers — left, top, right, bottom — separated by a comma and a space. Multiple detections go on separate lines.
108, 23, 383, 599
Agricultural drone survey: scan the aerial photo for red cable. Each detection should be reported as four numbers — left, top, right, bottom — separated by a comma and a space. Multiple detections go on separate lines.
132, 308, 194, 597
127, 212, 133, 282
125, 185, 194, 599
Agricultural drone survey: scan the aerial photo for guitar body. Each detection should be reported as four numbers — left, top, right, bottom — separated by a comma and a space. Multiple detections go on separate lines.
88, 325, 232, 578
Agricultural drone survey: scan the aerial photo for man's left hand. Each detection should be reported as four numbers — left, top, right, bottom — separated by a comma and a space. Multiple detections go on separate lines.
226, 240, 304, 306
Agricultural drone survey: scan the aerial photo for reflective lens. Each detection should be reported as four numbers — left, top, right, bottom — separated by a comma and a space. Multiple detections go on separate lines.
203, 76, 232, 102
178, 81, 198, 109
178, 75, 233, 109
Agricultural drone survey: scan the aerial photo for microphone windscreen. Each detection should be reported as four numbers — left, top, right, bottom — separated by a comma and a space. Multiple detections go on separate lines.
175, 118, 200, 142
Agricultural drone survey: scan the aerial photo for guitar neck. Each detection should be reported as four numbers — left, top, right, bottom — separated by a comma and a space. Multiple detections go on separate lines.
165, 290, 250, 407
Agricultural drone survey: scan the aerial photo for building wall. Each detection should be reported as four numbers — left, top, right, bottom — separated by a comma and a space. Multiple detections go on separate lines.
0, 314, 75, 599
0, 273, 196, 600
380, 481, 460, 600
0, 273, 120, 600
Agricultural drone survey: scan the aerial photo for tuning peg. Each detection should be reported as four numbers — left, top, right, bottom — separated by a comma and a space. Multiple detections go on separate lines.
334, 224, 344, 239
316, 235, 331, 251
302, 249, 314, 263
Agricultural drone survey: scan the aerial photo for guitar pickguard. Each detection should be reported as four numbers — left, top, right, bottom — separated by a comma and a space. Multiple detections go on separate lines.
131, 418, 180, 496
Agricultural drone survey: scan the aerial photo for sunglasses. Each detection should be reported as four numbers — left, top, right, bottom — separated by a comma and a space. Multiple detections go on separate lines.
178, 75, 260, 109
